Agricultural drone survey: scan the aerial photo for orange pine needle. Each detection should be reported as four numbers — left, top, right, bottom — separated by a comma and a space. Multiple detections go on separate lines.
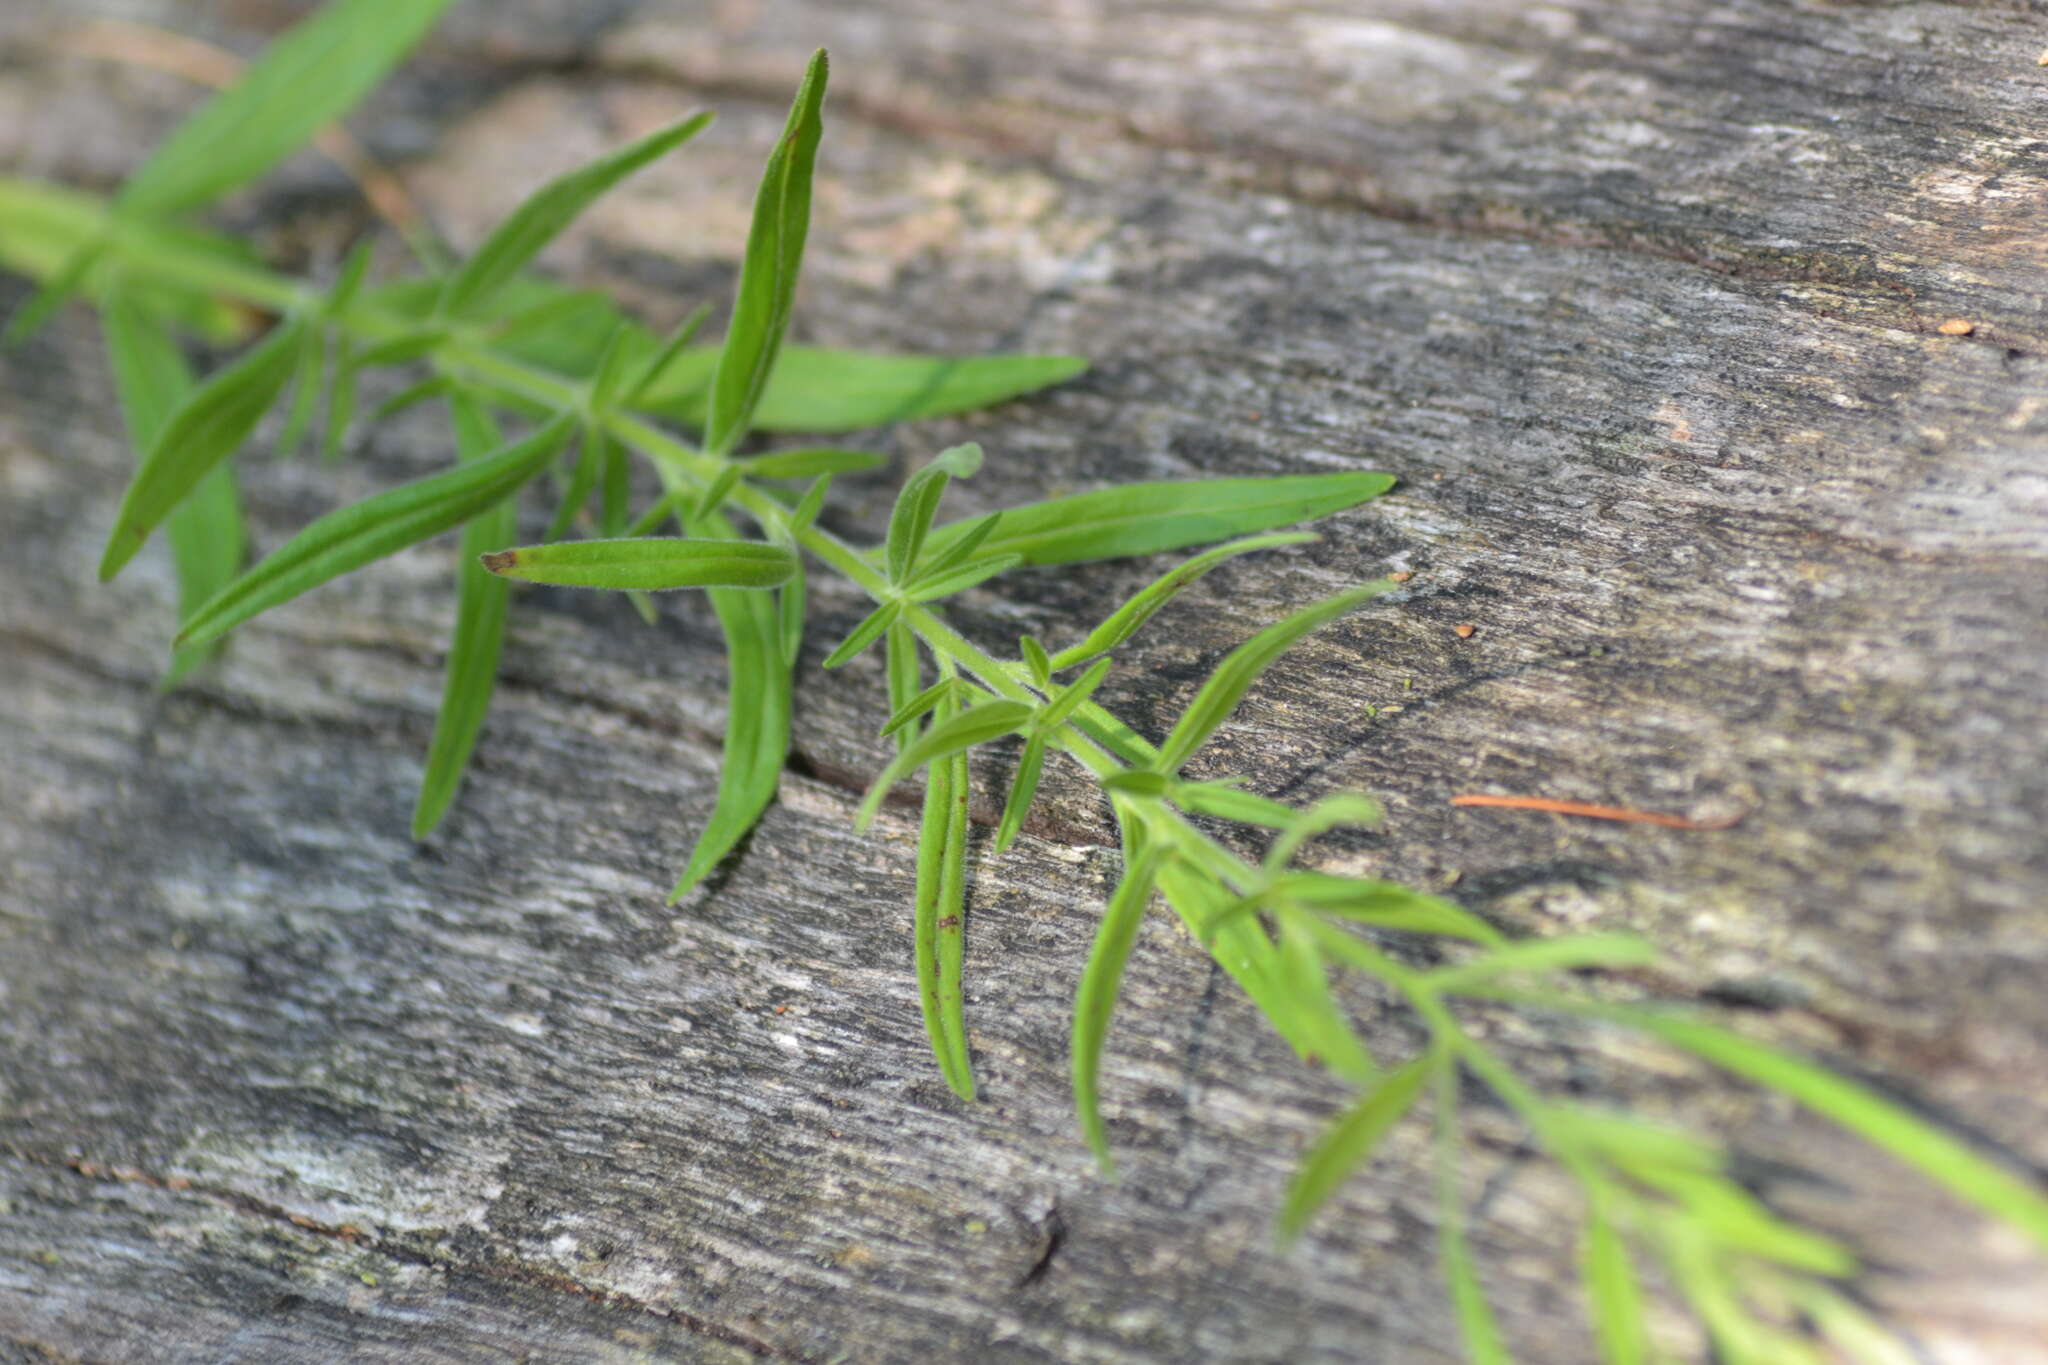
1449, 793, 1743, 831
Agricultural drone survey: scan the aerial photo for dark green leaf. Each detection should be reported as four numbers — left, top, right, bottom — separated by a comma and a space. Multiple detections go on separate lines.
440, 111, 714, 318
411, 393, 514, 839
1050, 532, 1317, 670
701, 50, 828, 457
322, 339, 358, 462
598, 433, 630, 536
1155, 583, 1389, 773
738, 447, 885, 479
482, 536, 794, 592
1072, 836, 1167, 1170
117, 0, 458, 219
101, 318, 306, 581
1277, 1056, 1429, 1241
855, 699, 1032, 830
177, 413, 572, 647
670, 510, 793, 900
822, 600, 901, 670
103, 291, 244, 685
918, 473, 1394, 569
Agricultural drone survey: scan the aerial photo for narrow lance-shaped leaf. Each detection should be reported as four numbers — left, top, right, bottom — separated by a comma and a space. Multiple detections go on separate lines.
624, 303, 711, 404
992, 734, 1047, 855
702, 50, 828, 456
1272, 911, 1376, 1084
855, 700, 1032, 830
1157, 582, 1392, 773
372, 373, 454, 422
886, 442, 983, 582
911, 685, 975, 1100
1264, 793, 1385, 873
274, 325, 328, 457
904, 553, 1022, 604
1276, 875, 1504, 946
1602, 1006, 2048, 1252
101, 318, 306, 582
1580, 1206, 1648, 1365
102, 291, 245, 685
884, 622, 922, 756
916, 473, 1394, 568
412, 393, 515, 840
879, 676, 960, 741
1434, 1061, 1512, 1365
1277, 1055, 1430, 1241
178, 412, 573, 648
1172, 779, 1299, 829
738, 447, 885, 479
933, 740, 975, 1098
647, 346, 1088, 432
906, 508, 1002, 587
822, 600, 902, 670
322, 338, 358, 462
482, 536, 794, 592
544, 425, 606, 540
1050, 531, 1316, 670
1072, 837, 1168, 1170
670, 510, 794, 901
440, 111, 715, 318
1426, 933, 1656, 992
117, 0, 459, 219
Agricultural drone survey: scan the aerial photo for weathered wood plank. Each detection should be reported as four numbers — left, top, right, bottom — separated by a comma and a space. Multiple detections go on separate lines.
2, 1, 2045, 1361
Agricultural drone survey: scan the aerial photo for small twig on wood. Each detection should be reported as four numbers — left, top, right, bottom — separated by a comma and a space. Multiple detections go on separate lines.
1449, 793, 1745, 830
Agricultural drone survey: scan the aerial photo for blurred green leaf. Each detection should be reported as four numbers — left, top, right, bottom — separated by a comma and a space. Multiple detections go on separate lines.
1435, 1062, 1512, 1365
1264, 793, 1385, 872
116, 0, 455, 217
701, 50, 828, 457
102, 291, 245, 684
1276, 876, 1504, 946
919, 473, 1393, 568
412, 393, 514, 839
739, 447, 886, 479
483, 536, 794, 592
274, 325, 328, 457
1277, 1055, 1429, 1241
651, 347, 1088, 432
101, 318, 306, 581
1580, 1207, 1647, 1365
440, 111, 714, 319
1172, 779, 1298, 829
178, 412, 572, 647
1427, 933, 1655, 992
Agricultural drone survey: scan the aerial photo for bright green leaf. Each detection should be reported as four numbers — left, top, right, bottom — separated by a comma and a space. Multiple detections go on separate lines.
646, 347, 1089, 432
1156, 583, 1391, 773
855, 699, 1032, 831
822, 600, 902, 670
1073, 840, 1168, 1170
482, 535, 794, 592
177, 412, 572, 647
917, 473, 1394, 569
701, 50, 827, 456
993, 734, 1048, 855
739, 447, 885, 479
1049, 532, 1316, 670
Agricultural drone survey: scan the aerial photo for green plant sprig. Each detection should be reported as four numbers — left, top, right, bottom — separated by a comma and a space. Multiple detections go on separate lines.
5, 4, 2044, 1360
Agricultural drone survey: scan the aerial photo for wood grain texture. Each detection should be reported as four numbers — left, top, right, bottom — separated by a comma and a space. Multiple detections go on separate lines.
3, 1, 2046, 1360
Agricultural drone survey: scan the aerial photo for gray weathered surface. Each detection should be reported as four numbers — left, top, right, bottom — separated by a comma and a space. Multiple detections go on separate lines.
3, 1, 2046, 1360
